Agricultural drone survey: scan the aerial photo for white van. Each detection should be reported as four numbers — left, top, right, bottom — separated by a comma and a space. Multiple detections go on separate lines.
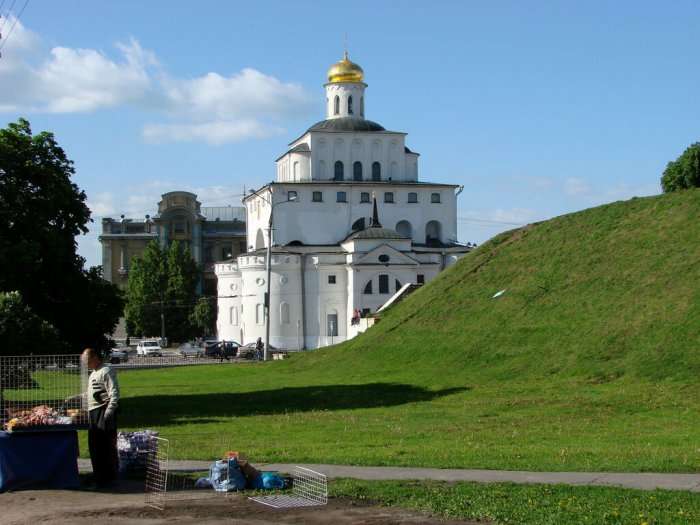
136, 340, 163, 357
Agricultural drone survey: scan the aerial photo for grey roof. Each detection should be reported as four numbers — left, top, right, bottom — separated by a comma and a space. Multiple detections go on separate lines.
308, 117, 386, 133
201, 206, 246, 222
344, 227, 408, 242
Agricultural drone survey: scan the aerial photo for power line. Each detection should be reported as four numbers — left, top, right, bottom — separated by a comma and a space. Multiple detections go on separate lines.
0, 0, 18, 35
0, 0, 29, 55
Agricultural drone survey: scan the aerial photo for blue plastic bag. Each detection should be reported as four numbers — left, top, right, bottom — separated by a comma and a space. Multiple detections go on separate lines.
209, 458, 246, 492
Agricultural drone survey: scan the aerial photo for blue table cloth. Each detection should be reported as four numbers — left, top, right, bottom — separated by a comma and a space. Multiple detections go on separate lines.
0, 430, 80, 492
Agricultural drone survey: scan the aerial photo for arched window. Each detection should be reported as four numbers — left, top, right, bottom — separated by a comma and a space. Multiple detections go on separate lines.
378, 274, 389, 294
363, 280, 373, 294
255, 229, 265, 250
229, 306, 238, 326
360, 96, 364, 116
352, 218, 365, 231
353, 161, 363, 181
425, 220, 442, 245
334, 95, 340, 115
334, 161, 344, 181
348, 95, 353, 115
372, 162, 381, 181
396, 220, 412, 239
280, 302, 290, 324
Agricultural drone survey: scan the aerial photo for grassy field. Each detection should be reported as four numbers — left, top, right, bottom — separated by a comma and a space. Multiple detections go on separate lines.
330, 479, 700, 524
81, 189, 700, 472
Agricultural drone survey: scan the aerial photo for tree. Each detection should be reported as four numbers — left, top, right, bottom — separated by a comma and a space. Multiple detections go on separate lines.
190, 297, 216, 337
0, 119, 123, 352
0, 291, 67, 355
125, 240, 199, 342
661, 142, 700, 192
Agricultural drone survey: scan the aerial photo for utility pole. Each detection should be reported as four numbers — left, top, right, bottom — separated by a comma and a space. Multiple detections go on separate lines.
160, 291, 165, 347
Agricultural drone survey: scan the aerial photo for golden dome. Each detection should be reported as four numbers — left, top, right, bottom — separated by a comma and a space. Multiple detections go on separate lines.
327, 51, 364, 83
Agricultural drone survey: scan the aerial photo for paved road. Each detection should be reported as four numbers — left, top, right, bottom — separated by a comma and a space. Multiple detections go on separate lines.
79, 460, 700, 492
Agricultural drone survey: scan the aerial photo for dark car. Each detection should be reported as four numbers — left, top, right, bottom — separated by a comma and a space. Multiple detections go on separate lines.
204, 340, 240, 360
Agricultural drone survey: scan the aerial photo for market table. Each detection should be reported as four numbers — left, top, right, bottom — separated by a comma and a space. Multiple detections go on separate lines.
0, 430, 80, 492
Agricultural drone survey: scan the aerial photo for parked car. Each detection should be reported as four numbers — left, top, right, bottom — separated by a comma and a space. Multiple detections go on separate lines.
237, 342, 277, 360
204, 340, 240, 360
109, 347, 130, 364
136, 340, 163, 357
179, 342, 203, 359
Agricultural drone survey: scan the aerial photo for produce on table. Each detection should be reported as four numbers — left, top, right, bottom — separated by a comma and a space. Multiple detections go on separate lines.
3, 404, 82, 432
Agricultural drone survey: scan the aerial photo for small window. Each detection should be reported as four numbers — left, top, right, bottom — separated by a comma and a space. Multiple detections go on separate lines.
337, 191, 347, 203
360, 192, 370, 203
378, 274, 389, 294
328, 275, 336, 284
334, 95, 340, 115
313, 191, 323, 202
378, 254, 390, 264
348, 95, 353, 115
408, 192, 418, 203
360, 96, 365, 116
174, 221, 186, 234
288, 190, 297, 201
431, 192, 441, 203
222, 247, 232, 260
384, 192, 394, 203
395, 279, 402, 292
364, 281, 373, 294
417, 274, 425, 284
372, 162, 381, 181
353, 161, 362, 181
334, 161, 344, 181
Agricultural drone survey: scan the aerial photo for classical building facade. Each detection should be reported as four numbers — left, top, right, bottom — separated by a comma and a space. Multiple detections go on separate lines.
99, 191, 246, 295
215, 54, 470, 349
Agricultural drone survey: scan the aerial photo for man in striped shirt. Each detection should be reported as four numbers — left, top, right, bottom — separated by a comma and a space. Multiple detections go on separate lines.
82, 347, 120, 488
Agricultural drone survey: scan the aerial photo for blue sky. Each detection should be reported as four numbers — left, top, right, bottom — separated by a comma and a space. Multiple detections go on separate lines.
1, 1, 698, 268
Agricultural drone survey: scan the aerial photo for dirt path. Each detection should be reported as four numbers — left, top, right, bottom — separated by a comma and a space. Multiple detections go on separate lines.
1, 482, 484, 525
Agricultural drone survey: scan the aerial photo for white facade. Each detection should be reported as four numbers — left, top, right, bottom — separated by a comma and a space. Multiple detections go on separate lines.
216, 54, 469, 349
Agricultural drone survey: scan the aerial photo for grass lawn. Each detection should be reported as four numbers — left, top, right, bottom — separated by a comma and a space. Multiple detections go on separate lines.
330, 479, 700, 524
79, 362, 700, 473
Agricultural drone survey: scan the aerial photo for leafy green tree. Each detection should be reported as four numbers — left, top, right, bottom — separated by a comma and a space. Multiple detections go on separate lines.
0, 291, 67, 355
125, 240, 199, 342
0, 119, 123, 352
661, 142, 700, 192
190, 297, 216, 337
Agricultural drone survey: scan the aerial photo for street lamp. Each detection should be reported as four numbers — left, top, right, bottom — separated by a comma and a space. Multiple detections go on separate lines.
252, 189, 297, 361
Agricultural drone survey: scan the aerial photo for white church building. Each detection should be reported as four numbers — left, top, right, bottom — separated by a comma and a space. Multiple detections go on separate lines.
215, 53, 470, 349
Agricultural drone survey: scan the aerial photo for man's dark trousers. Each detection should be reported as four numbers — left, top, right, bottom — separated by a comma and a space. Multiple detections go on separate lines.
88, 405, 118, 485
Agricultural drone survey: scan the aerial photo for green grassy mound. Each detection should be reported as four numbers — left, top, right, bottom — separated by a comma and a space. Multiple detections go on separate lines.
112, 189, 700, 471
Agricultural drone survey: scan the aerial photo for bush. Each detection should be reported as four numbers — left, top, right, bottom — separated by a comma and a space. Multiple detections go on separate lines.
661, 142, 700, 192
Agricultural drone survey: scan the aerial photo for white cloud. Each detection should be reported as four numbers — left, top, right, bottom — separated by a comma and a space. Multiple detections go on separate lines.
0, 19, 313, 143
564, 177, 591, 197
143, 119, 284, 145
86, 192, 117, 217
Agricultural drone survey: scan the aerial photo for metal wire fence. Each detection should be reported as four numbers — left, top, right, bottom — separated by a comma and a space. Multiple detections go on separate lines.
0, 354, 88, 432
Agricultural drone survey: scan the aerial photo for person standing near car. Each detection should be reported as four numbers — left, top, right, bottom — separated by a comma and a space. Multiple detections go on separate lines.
255, 337, 264, 361
82, 348, 120, 488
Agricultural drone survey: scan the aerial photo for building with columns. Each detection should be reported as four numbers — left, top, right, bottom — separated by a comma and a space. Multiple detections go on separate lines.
215, 53, 470, 349
99, 191, 246, 296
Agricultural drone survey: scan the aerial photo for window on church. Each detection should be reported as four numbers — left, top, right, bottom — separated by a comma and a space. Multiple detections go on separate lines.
360, 96, 364, 116
353, 161, 362, 181
348, 95, 353, 115
313, 191, 323, 202
378, 274, 389, 294
337, 191, 347, 203
360, 192, 370, 203
334, 161, 344, 181
327, 313, 339, 336
334, 95, 340, 115
352, 217, 365, 231
396, 279, 402, 292
417, 274, 425, 284
222, 246, 233, 260
408, 192, 418, 203
288, 190, 297, 201
280, 302, 290, 324
372, 162, 381, 181
328, 275, 336, 284
384, 192, 394, 203
431, 192, 441, 203
363, 280, 373, 294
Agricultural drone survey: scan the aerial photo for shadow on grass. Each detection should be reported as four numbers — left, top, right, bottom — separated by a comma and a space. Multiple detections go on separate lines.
121, 383, 468, 425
